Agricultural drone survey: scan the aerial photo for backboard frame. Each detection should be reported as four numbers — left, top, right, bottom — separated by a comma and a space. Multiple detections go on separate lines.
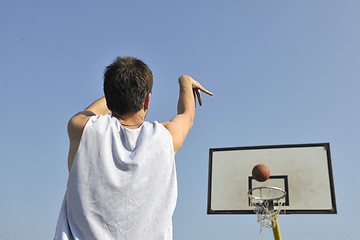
207, 143, 337, 215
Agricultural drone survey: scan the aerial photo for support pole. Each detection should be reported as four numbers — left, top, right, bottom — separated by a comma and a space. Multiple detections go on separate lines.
272, 219, 281, 240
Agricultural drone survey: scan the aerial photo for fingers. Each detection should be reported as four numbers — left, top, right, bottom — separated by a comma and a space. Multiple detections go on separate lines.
193, 82, 212, 106
197, 84, 213, 96
192, 90, 197, 107
195, 89, 202, 106
192, 80, 213, 97
179, 75, 213, 106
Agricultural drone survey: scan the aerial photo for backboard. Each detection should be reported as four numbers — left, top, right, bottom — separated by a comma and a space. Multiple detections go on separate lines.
207, 143, 337, 214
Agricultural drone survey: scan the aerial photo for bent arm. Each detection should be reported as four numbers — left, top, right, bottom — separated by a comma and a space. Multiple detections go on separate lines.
162, 75, 213, 154
82, 97, 111, 116
67, 97, 111, 171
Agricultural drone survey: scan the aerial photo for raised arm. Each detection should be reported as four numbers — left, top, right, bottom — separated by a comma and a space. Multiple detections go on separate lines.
67, 97, 111, 171
162, 75, 213, 154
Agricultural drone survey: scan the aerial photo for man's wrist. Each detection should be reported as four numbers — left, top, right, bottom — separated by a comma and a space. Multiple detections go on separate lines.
178, 75, 192, 87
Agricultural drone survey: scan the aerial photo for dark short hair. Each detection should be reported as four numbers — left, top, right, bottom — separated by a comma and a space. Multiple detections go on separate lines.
104, 57, 153, 115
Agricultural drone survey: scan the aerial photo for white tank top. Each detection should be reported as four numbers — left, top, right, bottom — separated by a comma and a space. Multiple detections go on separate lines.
54, 115, 177, 240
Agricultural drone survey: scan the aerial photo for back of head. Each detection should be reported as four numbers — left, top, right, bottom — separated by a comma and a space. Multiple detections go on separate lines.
104, 57, 153, 116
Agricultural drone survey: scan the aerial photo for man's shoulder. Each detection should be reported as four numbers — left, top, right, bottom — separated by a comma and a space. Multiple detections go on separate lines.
145, 121, 170, 133
68, 111, 95, 139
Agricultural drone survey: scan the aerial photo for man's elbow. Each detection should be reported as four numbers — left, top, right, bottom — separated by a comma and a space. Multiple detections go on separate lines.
185, 118, 194, 135
189, 118, 194, 129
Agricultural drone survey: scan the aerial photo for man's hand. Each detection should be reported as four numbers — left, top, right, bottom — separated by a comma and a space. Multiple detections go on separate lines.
179, 75, 213, 107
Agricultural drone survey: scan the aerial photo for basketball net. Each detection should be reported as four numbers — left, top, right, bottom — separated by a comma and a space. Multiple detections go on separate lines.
248, 186, 286, 233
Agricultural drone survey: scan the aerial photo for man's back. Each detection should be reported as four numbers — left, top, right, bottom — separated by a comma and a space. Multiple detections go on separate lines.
55, 115, 177, 240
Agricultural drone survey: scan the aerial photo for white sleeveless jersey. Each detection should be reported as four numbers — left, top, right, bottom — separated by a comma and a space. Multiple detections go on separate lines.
54, 115, 177, 240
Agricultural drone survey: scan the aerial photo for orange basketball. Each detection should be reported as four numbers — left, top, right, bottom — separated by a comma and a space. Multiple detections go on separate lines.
252, 164, 270, 182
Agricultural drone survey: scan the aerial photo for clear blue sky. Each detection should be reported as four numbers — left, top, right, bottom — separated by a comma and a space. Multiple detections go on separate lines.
1, 0, 359, 239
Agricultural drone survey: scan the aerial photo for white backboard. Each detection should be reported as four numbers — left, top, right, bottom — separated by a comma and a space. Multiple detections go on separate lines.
207, 143, 337, 214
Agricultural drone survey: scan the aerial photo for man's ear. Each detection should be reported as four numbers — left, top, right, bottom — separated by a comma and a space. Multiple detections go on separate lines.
144, 93, 151, 111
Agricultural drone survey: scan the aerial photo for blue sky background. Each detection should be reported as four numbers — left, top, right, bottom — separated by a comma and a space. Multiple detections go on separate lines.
1, 0, 359, 239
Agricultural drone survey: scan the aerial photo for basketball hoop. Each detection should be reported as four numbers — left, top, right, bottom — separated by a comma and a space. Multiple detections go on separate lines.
248, 186, 286, 232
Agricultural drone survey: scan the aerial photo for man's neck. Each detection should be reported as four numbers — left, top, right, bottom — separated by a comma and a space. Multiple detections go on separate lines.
113, 111, 147, 129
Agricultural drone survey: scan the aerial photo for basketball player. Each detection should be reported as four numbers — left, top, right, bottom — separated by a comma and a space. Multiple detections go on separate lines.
54, 56, 213, 239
